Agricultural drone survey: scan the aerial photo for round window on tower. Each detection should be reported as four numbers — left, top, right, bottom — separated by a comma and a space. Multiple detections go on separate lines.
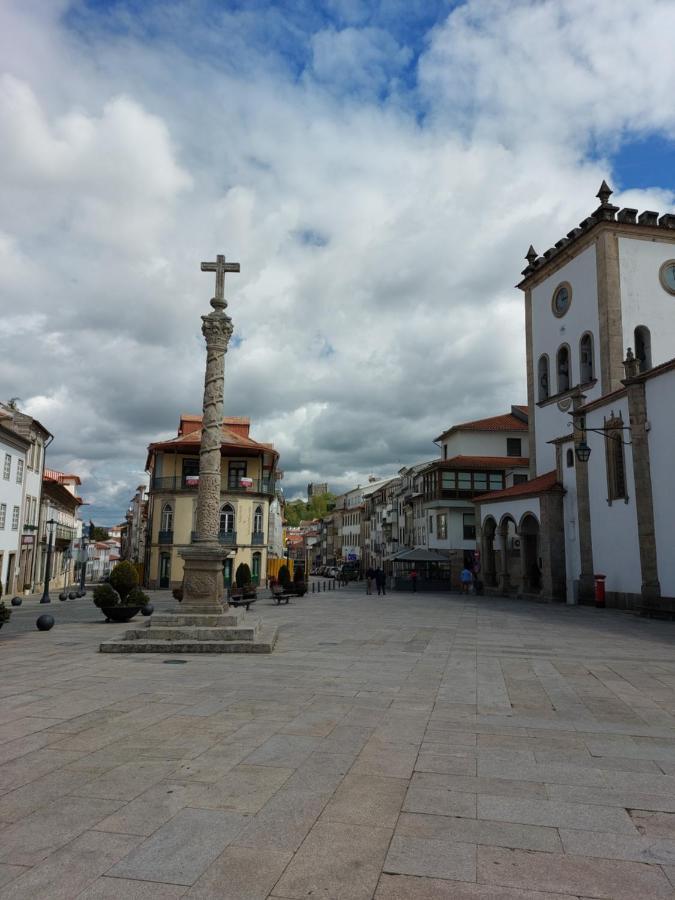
552, 282, 572, 318
659, 260, 675, 296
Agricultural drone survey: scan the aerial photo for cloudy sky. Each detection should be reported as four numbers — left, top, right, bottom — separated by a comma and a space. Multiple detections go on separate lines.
1, 0, 674, 524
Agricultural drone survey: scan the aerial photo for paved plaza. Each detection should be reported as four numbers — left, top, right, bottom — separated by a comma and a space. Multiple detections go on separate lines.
2, 587, 675, 898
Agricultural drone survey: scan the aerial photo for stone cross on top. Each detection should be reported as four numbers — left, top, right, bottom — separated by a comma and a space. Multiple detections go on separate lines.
201, 254, 240, 309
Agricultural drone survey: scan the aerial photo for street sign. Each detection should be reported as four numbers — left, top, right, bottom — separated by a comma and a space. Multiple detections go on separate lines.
347, 553, 357, 561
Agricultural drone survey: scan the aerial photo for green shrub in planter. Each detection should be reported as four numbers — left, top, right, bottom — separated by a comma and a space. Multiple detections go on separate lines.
93, 583, 121, 609
109, 561, 139, 597
0, 601, 10, 626
126, 587, 149, 607
278, 564, 291, 589
235, 563, 251, 588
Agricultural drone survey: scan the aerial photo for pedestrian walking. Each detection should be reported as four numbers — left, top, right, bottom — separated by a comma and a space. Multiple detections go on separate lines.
366, 566, 375, 595
460, 566, 473, 594
410, 568, 418, 593
375, 568, 386, 596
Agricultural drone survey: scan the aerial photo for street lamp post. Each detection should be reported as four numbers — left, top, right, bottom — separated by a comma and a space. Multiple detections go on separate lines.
40, 518, 57, 604
79, 526, 88, 595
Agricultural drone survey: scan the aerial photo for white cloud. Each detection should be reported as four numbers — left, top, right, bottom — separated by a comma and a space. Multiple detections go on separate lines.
0, 0, 673, 519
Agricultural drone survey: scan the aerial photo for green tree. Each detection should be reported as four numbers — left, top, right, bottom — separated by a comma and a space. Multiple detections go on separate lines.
284, 492, 335, 527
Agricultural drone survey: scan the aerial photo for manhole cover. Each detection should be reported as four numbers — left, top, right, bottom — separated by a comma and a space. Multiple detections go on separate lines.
163, 659, 188, 665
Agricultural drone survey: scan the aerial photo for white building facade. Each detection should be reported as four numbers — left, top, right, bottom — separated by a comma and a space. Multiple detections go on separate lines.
478, 184, 675, 609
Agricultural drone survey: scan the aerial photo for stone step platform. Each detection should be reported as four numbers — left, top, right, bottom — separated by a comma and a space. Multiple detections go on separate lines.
122, 624, 259, 642
99, 608, 277, 654
100, 625, 278, 654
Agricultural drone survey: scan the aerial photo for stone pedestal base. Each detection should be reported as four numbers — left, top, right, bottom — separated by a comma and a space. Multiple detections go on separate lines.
179, 544, 229, 614
100, 608, 277, 654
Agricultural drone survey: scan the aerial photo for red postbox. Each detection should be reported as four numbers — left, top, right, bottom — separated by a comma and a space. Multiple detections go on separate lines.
594, 574, 606, 608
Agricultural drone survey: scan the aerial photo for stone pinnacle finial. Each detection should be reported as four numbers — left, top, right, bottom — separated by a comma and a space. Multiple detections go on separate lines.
525, 245, 538, 264
596, 180, 613, 206
623, 347, 640, 380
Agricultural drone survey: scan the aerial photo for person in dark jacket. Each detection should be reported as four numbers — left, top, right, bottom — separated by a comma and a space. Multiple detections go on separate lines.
365, 567, 375, 595
375, 568, 386, 596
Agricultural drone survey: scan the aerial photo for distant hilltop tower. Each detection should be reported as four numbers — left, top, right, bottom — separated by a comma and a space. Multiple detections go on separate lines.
307, 482, 328, 498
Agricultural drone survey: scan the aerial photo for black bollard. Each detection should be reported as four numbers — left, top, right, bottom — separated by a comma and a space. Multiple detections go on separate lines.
317, 581, 320, 592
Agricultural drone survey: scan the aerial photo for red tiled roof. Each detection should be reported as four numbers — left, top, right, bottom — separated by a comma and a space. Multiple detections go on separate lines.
477, 470, 561, 503
148, 416, 277, 458
44, 469, 82, 485
435, 409, 528, 442
439, 455, 529, 470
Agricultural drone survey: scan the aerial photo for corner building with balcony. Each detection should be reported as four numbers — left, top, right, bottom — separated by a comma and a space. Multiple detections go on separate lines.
145, 415, 279, 591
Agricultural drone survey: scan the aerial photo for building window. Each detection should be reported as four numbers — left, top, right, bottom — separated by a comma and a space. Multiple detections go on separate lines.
16, 459, 24, 484
251, 552, 261, 583
557, 344, 570, 393
442, 471, 456, 490
182, 458, 199, 486
3, 454, 10, 480
443, 445, 448, 460
538, 355, 550, 402
253, 505, 263, 533
566, 448, 574, 468
473, 472, 487, 491
580, 332, 594, 383
457, 472, 471, 490
605, 416, 627, 502
463, 514, 476, 541
0, 504, 5, 529
507, 438, 522, 457
220, 503, 235, 533
489, 473, 504, 490
437, 514, 447, 539
11, 506, 19, 530
513, 474, 528, 485
428, 515, 433, 534
161, 503, 173, 532
634, 326, 652, 373
228, 462, 247, 489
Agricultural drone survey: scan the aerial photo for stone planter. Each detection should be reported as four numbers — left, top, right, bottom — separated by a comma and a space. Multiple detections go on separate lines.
100, 606, 142, 623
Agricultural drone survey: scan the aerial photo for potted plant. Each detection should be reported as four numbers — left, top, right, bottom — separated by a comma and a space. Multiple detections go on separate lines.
235, 562, 256, 599
0, 599, 10, 630
293, 566, 307, 597
93, 560, 149, 622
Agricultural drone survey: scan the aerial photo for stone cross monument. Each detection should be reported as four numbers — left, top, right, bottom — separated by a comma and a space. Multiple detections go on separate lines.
178, 254, 239, 614
100, 253, 277, 652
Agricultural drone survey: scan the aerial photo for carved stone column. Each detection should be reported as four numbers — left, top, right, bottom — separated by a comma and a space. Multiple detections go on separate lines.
180, 298, 233, 614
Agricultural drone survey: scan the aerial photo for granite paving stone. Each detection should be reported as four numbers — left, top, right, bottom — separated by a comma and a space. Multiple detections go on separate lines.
477, 845, 674, 898
0, 796, 123, 866
375, 873, 580, 899
107, 807, 248, 885
4, 588, 675, 898
274, 820, 392, 900
185, 845, 292, 899
321, 773, 407, 827
477, 794, 637, 832
0, 830, 140, 900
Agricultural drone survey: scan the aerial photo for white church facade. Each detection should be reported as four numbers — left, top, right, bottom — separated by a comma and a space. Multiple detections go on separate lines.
477, 182, 675, 612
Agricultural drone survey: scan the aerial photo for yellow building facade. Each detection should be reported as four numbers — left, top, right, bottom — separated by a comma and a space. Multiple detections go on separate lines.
145, 415, 279, 591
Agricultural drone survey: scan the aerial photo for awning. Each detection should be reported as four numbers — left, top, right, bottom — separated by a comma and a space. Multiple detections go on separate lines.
388, 547, 450, 563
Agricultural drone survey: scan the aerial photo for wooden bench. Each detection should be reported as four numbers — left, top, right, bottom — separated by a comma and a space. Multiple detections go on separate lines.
228, 588, 257, 611
271, 584, 293, 605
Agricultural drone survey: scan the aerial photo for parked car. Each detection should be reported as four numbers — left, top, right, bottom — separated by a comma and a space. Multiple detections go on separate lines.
327, 567, 339, 578
338, 563, 360, 581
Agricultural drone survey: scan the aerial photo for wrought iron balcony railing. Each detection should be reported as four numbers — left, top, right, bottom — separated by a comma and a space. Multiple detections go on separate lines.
190, 530, 237, 545
151, 475, 273, 495
251, 532, 265, 546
